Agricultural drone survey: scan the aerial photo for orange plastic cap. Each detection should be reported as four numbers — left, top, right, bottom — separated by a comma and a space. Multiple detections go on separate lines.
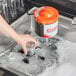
34, 6, 59, 25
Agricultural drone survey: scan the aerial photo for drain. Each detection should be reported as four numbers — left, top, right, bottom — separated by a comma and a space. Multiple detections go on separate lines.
18, 49, 24, 54
38, 56, 45, 61
23, 58, 29, 64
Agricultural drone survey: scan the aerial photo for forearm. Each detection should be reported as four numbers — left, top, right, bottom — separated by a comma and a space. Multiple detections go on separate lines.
0, 15, 20, 41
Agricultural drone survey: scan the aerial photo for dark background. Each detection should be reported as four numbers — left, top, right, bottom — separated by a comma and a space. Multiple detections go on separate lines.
24, 0, 76, 18
9, 0, 76, 24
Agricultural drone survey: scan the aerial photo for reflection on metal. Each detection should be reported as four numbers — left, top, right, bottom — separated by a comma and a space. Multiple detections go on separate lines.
72, 17, 76, 25
70, 17, 76, 29
69, 0, 76, 2
0, 0, 25, 23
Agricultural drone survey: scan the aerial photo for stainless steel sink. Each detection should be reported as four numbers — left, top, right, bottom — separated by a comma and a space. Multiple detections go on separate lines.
58, 15, 76, 43
0, 8, 76, 76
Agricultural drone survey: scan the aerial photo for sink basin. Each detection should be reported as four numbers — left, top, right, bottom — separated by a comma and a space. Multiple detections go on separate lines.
0, 8, 76, 76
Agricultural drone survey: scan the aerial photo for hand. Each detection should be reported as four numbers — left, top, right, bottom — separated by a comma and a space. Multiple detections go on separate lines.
15, 34, 36, 54
0, 15, 36, 54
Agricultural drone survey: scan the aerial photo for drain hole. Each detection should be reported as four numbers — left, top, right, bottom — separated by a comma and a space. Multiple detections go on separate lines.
38, 56, 45, 61
18, 49, 24, 54
23, 58, 29, 64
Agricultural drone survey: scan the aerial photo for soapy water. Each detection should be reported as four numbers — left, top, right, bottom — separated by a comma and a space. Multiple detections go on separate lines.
0, 37, 73, 76
0, 37, 60, 76
4, 37, 62, 76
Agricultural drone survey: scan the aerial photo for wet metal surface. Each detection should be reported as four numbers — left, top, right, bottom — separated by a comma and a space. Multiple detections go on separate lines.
0, 8, 76, 76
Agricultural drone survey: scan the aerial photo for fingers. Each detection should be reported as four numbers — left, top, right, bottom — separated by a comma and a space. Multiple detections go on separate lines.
26, 35, 37, 47
22, 44, 27, 55
29, 38, 37, 48
18, 34, 37, 54
28, 36, 37, 46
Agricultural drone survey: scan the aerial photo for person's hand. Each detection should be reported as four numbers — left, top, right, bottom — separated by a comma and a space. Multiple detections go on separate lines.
15, 34, 36, 54
0, 15, 36, 54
